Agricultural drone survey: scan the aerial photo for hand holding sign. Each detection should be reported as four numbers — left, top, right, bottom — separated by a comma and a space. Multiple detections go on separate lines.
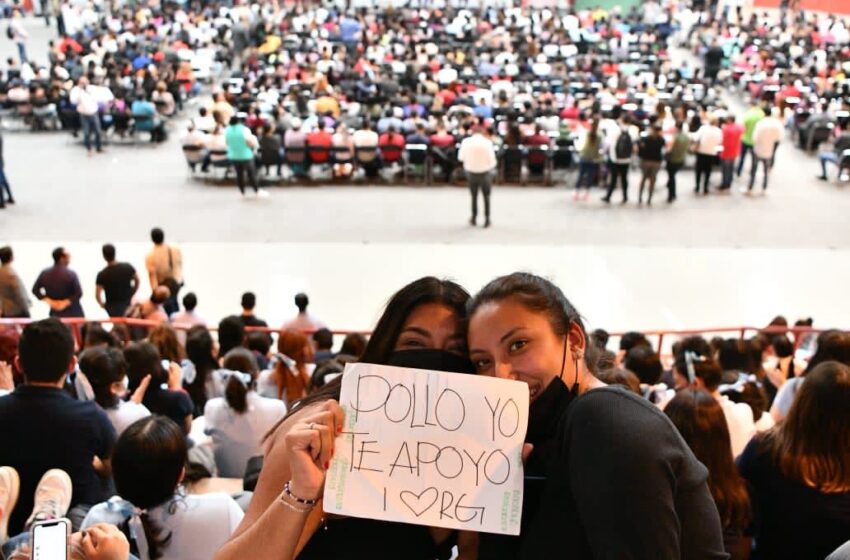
285, 400, 345, 500
324, 363, 529, 535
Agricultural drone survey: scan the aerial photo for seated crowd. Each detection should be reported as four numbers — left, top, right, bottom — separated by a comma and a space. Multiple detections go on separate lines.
0, 268, 848, 559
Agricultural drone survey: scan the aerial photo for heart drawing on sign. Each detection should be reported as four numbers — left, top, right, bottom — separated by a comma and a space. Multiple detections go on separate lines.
399, 487, 439, 517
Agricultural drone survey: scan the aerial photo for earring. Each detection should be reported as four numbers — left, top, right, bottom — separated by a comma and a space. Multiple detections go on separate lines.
573, 350, 583, 360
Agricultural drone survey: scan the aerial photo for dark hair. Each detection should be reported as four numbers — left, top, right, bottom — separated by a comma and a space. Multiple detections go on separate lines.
624, 345, 663, 385
19, 318, 75, 383
79, 347, 126, 409
274, 277, 470, 428
673, 336, 711, 378
339, 333, 368, 358
596, 367, 640, 394
802, 330, 850, 375
665, 389, 751, 530
246, 331, 272, 356
717, 338, 748, 373
241, 292, 256, 310
52, 246, 65, 264
724, 379, 769, 422
112, 416, 186, 559
693, 358, 723, 391
150, 228, 165, 244
182, 293, 197, 312
147, 324, 184, 363
83, 322, 119, 349
294, 293, 309, 313
0, 246, 13, 264
313, 328, 333, 351
123, 342, 164, 393
468, 272, 595, 369
590, 328, 609, 350
102, 243, 116, 262
222, 347, 259, 414
183, 326, 216, 415
218, 316, 245, 358
763, 361, 850, 492
619, 331, 650, 352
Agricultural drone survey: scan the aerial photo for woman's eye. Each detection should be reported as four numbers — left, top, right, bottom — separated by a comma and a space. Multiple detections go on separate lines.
400, 338, 425, 348
509, 339, 528, 352
474, 359, 491, 371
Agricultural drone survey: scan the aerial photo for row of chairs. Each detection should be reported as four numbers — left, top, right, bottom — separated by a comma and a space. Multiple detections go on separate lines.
183, 143, 577, 186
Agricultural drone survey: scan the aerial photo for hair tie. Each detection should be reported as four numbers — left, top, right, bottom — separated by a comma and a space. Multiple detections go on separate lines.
220, 369, 252, 386
128, 506, 151, 560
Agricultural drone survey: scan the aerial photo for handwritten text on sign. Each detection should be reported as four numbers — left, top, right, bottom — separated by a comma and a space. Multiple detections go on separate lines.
324, 363, 529, 535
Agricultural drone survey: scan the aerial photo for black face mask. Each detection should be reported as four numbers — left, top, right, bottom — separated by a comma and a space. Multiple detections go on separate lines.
525, 337, 580, 447
386, 348, 476, 375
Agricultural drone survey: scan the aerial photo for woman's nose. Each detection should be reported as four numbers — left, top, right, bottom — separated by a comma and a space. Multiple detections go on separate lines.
494, 361, 517, 380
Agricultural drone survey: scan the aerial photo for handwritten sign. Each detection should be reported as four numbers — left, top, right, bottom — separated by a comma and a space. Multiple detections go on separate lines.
324, 362, 529, 535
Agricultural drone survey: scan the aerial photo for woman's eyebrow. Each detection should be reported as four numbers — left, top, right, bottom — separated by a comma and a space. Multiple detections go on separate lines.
399, 326, 432, 338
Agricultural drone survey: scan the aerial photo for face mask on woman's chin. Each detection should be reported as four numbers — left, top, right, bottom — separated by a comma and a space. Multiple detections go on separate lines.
386, 348, 476, 375
525, 371, 579, 446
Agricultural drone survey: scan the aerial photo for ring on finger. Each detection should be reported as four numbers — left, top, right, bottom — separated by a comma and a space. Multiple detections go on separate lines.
309, 422, 315, 430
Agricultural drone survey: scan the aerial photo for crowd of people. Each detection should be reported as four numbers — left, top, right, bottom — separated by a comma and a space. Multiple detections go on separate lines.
0, 271, 847, 560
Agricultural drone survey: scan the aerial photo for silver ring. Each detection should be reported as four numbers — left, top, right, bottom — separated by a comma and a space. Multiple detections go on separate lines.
309, 422, 315, 430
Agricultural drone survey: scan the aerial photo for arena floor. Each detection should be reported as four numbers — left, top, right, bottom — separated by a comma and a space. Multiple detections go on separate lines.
2, 17, 849, 334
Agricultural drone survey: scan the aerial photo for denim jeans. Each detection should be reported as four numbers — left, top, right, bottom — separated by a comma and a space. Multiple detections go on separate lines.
819, 151, 838, 179
720, 158, 735, 188
80, 114, 102, 152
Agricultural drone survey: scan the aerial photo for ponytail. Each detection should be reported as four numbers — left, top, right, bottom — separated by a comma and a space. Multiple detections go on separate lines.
220, 347, 258, 415
137, 510, 171, 560
225, 373, 249, 414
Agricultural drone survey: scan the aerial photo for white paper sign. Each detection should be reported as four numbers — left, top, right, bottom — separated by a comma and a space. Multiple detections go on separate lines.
323, 362, 529, 535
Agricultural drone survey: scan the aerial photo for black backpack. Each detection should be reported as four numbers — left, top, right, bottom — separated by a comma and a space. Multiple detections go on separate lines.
615, 130, 633, 159
5, 26, 13, 40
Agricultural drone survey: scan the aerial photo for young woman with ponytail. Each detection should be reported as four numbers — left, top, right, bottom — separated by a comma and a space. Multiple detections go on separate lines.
81, 416, 243, 560
256, 329, 314, 405
203, 348, 287, 478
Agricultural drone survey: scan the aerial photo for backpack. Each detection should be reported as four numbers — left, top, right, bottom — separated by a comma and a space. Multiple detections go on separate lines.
5, 26, 13, 40
615, 130, 633, 159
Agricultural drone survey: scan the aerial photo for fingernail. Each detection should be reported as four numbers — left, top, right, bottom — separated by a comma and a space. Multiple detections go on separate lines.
324, 461, 330, 469
336, 425, 342, 433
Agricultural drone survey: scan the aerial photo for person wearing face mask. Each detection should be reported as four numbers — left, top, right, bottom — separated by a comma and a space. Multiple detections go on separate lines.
79, 347, 150, 437
467, 273, 727, 560
215, 277, 479, 560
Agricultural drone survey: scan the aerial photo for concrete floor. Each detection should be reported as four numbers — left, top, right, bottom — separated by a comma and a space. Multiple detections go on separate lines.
2, 15, 849, 335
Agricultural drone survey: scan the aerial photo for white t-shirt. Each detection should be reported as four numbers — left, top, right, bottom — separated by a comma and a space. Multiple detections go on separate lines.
771, 376, 804, 422
204, 392, 287, 477
752, 117, 784, 159
106, 401, 151, 436
717, 394, 756, 458
458, 134, 497, 173
695, 125, 723, 156
83, 492, 243, 560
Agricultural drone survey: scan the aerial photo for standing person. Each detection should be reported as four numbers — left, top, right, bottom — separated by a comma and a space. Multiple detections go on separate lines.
703, 39, 724, 84
95, 243, 139, 318
0, 246, 30, 318
602, 115, 634, 204
693, 117, 723, 195
719, 115, 743, 190
282, 293, 326, 333
69, 77, 102, 155
666, 121, 690, 203
573, 118, 602, 201
737, 103, 765, 178
737, 361, 850, 559
145, 228, 183, 316
32, 247, 84, 318
637, 124, 665, 205
225, 114, 266, 198
0, 130, 14, 208
749, 107, 784, 193
8, 10, 27, 64
457, 125, 497, 227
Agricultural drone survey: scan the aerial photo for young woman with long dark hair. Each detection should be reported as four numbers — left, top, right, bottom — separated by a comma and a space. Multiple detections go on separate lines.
183, 326, 219, 417
81, 415, 243, 560
466, 272, 726, 559
215, 277, 477, 560
665, 389, 752, 559
79, 346, 150, 436
738, 360, 850, 559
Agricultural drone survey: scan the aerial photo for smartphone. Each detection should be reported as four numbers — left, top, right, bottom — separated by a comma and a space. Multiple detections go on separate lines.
31, 517, 70, 560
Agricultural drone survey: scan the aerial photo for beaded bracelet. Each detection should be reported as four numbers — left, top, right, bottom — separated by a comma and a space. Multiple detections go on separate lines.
278, 492, 312, 514
284, 480, 319, 506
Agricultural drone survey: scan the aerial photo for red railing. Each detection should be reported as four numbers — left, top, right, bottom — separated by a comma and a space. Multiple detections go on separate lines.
0, 318, 826, 353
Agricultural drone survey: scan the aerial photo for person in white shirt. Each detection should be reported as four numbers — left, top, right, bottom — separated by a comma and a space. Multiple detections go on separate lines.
69, 76, 102, 154
749, 107, 785, 192
9, 9, 27, 64
690, 356, 755, 457
282, 293, 326, 333
458, 126, 497, 228
204, 348, 287, 478
82, 415, 244, 560
693, 117, 723, 195
182, 124, 208, 172
79, 346, 150, 436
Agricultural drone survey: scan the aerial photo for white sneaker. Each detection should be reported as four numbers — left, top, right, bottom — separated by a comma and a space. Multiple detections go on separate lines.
0, 466, 20, 544
24, 469, 72, 530
256, 189, 270, 199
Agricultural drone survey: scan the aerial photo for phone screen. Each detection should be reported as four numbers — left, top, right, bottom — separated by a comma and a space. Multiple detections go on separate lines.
32, 520, 68, 560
